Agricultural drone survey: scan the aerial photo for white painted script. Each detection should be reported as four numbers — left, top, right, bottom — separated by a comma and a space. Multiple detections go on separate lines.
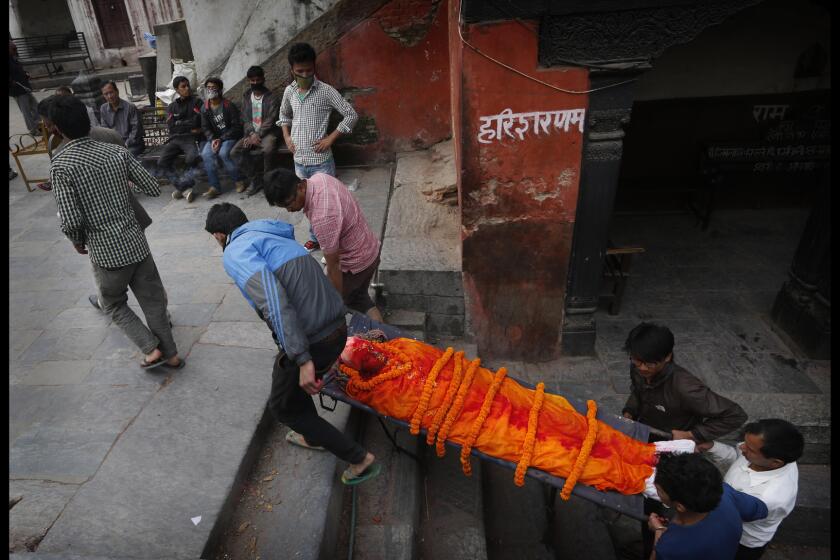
752, 104, 789, 122
477, 108, 586, 144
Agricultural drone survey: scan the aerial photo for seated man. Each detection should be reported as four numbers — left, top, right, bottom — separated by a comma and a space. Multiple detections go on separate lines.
649, 453, 768, 560
231, 65, 281, 197
264, 168, 385, 323
697, 419, 804, 560
204, 202, 380, 486
160, 76, 203, 201
99, 81, 144, 157
199, 77, 245, 199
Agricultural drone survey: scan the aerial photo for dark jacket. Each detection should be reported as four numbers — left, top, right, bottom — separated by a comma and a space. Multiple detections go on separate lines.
9, 55, 32, 97
200, 98, 243, 142
241, 87, 280, 138
222, 219, 346, 366
166, 95, 202, 138
622, 362, 747, 442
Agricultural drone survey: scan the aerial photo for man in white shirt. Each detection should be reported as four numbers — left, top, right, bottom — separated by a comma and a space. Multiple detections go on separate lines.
697, 418, 804, 559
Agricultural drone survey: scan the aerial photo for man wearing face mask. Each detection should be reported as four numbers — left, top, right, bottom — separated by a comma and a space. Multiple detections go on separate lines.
231, 66, 281, 197
200, 77, 245, 199
278, 42, 358, 252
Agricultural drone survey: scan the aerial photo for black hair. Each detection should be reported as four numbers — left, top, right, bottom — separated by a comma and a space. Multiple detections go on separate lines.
172, 75, 190, 90
101, 80, 119, 92
623, 322, 675, 363
654, 453, 723, 513
246, 65, 265, 78
263, 168, 301, 207
48, 94, 91, 139
744, 419, 804, 464
288, 42, 316, 66
37, 95, 58, 119
55, 85, 73, 95
205, 203, 248, 236
204, 76, 223, 91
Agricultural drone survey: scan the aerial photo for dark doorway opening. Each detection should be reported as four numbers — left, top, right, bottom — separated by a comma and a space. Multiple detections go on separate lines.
91, 0, 134, 48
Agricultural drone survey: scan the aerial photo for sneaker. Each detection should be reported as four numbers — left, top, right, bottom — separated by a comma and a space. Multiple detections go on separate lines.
235, 180, 248, 193
184, 188, 195, 203
244, 183, 263, 197
9, 168, 18, 181
203, 186, 219, 199
172, 189, 184, 199
88, 294, 102, 311
304, 240, 320, 252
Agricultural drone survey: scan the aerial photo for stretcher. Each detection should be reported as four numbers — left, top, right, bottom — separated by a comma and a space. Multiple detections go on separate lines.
319, 313, 664, 522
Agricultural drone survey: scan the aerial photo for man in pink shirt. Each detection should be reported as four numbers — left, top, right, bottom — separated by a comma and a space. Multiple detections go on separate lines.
264, 168, 384, 322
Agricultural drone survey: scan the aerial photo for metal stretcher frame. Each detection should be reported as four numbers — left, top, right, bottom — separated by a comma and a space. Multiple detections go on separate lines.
319, 313, 659, 521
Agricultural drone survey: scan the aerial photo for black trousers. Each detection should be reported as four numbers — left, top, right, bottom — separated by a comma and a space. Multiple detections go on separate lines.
268, 323, 366, 465
735, 544, 767, 560
158, 136, 200, 189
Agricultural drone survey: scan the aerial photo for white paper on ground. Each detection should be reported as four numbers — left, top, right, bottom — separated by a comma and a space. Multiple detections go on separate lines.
191, 515, 202, 526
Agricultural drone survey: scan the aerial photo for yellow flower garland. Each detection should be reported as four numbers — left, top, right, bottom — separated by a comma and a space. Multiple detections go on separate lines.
560, 399, 598, 500
513, 382, 545, 487
460, 367, 508, 477
435, 357, 481, 457
426, 351, 465, 445
409, 347, 454, 435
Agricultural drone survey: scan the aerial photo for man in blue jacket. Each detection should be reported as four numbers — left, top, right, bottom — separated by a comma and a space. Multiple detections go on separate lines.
205, 203, 380, 486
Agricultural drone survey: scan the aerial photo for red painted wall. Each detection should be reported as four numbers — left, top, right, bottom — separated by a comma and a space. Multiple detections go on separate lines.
317, 0, 452, 163
456, 18, 590, 361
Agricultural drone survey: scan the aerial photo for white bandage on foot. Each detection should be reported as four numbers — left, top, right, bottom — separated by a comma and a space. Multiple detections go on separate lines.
654, 439, 696, 454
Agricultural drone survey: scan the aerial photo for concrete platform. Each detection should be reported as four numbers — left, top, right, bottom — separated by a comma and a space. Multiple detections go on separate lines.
8, 90, 394, 557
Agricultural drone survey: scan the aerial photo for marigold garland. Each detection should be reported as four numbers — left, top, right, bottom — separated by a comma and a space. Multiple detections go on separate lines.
513, 382, 545, 487
409, 347, 454, 435
341, 346, 414, 392
426, 351, 465, 445
435, 357, 481, 457
559, 399, 598, 500
460, 367, 508, 476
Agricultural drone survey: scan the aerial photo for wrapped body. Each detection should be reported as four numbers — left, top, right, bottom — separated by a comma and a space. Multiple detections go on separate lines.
339, 337, 659, 495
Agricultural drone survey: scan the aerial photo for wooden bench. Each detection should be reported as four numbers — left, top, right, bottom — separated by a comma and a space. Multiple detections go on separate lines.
600, 243, 645, 315
8, 121, 54, 192
696, 141, 830, 230
11, 33, 95, 77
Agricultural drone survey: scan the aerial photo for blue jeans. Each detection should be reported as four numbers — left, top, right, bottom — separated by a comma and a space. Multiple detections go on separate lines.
202, 139, 240, 189
295, 159, 336, 243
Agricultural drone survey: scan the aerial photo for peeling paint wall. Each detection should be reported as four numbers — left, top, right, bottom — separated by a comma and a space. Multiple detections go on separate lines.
454, 18, 589, 361
178, 0, 340, 94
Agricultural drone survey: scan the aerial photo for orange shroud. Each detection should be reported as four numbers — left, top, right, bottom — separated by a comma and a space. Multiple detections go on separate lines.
340, 337, 658, 496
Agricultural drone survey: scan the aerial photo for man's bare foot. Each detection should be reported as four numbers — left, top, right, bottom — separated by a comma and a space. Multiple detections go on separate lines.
366, 306, 384, 323
144, 348, 163, 363
165, 355, 181, 366
349, 452, 375, 477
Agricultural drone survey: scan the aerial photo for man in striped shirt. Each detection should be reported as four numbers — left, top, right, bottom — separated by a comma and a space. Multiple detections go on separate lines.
264, 168, 384, 322
48, 95, 183, 370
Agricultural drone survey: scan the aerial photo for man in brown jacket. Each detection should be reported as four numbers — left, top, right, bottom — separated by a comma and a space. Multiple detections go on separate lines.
621, 322, 748, 559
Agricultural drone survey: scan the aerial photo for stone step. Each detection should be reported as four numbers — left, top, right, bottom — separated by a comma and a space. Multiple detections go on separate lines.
385, 309, 427, 331
344, 414, 423, 560
773, 464, 831, 547
419, 443, 488, 559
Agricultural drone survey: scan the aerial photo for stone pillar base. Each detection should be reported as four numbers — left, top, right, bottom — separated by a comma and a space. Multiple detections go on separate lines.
561, 313, 597, 356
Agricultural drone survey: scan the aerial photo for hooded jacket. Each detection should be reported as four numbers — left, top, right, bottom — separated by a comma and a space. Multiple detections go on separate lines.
200, 98, 243, 142
622, 361, 747, 442
222, 219, 345, 365
166, 94, 202, 137
241, 87, 280, 138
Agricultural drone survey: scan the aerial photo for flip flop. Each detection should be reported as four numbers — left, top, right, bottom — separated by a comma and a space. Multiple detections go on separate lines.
140, 357, 166, 370
285, 430, 325, 451
161, 359, 186, 370
341, 462, 382, 486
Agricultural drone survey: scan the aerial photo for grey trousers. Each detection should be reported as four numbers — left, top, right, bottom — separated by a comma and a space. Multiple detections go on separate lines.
15, 93, 40, 134
91, 253, 178, 359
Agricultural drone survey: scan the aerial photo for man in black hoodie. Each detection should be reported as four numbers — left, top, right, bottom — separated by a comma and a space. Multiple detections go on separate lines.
161, 76, 203, 201
9, 40, 40, 135
231, 66, 281, 197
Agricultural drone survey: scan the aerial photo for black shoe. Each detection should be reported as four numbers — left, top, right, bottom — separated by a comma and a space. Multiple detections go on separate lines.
88, 294, 102, 312
245, 183, 263, 197
9, 168, 18, 181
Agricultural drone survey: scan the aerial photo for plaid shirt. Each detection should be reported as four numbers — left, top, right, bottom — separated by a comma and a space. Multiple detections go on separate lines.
277, 78, 358, 166
303, 173, 380, 274
50, 137, 160, 268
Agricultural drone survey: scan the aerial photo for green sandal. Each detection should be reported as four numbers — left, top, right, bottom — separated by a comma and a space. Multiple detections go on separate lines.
341, 462, 382, 486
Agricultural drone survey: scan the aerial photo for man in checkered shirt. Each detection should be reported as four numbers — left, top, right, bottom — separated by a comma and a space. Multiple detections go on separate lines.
48, 95, 184, 370
277, 42, 358, 252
